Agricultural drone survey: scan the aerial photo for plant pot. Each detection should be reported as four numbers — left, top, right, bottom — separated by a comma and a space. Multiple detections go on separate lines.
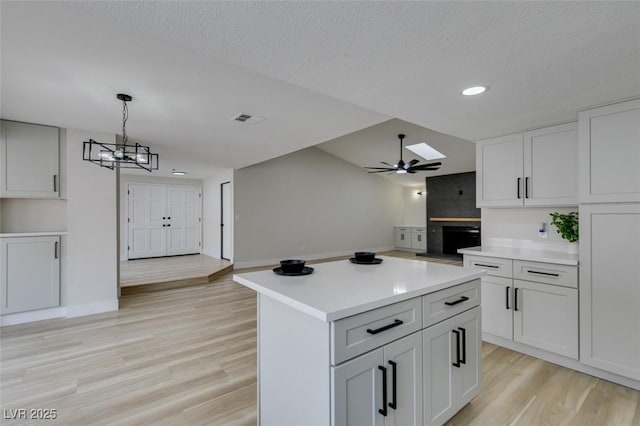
567, 242, 579, 254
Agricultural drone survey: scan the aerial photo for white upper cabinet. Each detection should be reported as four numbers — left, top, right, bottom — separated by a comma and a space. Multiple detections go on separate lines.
579, 98, 640, 203
476, 122, 578, 207
476, 133, 524, 207
0, 120, 60, 198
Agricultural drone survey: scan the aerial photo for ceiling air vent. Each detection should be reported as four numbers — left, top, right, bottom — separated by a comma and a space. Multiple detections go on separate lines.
232, 113, 265, 125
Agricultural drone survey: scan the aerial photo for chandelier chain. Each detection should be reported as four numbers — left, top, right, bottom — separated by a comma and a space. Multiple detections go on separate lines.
122, 99, 129, 145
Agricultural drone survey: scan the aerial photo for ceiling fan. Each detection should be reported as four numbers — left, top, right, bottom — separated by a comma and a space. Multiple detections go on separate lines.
365, 134, 442, 174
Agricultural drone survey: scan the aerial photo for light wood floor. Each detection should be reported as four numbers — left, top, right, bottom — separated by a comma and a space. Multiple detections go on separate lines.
2, 251, 639, 425
120, 254, 232, 288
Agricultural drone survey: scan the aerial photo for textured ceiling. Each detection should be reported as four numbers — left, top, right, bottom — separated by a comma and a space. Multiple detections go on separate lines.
2, 1, 639, 182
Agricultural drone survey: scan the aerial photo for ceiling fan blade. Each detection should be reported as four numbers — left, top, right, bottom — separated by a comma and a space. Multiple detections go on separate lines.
380, 161, 396, 167
408, 159, 420, 166
365, 166, 395, 170
368, 169, 395, 173
410, 162, 442, 170
407, 170, 417, 174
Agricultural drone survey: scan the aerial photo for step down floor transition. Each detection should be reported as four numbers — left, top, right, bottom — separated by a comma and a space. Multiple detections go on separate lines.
120, 254, 233, 295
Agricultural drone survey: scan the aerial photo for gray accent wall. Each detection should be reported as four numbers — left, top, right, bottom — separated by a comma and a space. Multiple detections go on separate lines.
426, 172, 480, 254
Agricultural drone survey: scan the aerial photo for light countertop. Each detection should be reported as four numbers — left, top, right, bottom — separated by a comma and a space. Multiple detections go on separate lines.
233, 256, 485, 322
458, 246, 578, 266
0, 232, 67, 237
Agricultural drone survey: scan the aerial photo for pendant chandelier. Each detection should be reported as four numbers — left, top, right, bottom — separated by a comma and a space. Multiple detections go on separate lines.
83, 93, 159, 171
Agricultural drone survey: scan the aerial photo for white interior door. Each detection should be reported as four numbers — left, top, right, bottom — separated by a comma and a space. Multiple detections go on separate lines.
167, 186, 201, 256
128, 184, 166, 259
221, 181, 232, 260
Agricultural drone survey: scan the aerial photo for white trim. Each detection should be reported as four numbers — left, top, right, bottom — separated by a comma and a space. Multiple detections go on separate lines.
233, 246, 395, 269
483, 333, 640, 391
1, 307, 66, 326
65, 300, 118, 318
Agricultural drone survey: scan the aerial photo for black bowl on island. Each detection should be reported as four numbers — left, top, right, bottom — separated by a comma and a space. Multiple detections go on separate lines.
354, 252, 376, 263
280, 259, 306, 274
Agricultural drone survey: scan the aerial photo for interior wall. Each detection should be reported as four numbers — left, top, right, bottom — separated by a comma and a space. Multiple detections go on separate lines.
0, 199, 67, 232
64, 128, 118, 316
119, 174, 203, 261
202, 169, 234, 260
401, 186, 426, 227
481, 206, 578, 251
233, 147, 404, 267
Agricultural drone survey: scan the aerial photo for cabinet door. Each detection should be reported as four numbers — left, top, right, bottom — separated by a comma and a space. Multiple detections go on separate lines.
579, 99, 640, 203
333, 348, 384, 426
383, 332, 423, 426
523, 122, 578, 206
480, 276, 513, 340
127, 184, 167, 259
476, 133, 524, 207
423, 316, 456, 426
455, 306, 482, 406
395, 228, 412, 249
0, 236, 60, 314
513, 280, 578, 359
166, 186, 202, 256
580, 204, 640, 380
0, 120, 59, 198
411, 230, 426, 251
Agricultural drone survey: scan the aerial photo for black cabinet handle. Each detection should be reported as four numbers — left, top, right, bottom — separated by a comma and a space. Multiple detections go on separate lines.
162, 224, 166, 227
517, 177, 521, 199
505, 286, 510, 310
445, 296, 469, 306
167, 224, 171, 227
458, 327, 467, 364
378, 366, 388, 416
525, 177, 530, 198
53, 174, 58, 192
452, 329, 461, 368
54, 241, 59, 259
388, 360, 397, 410
167, 217, 171, 220
162, 217, 166, 220
526, 270, 560, 277
367, 319, 403, 335
514, 288, 519, 311
474, 263, 499, 269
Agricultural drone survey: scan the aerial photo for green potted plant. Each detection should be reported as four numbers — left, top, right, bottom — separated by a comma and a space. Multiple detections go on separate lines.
550, 211, 579, 253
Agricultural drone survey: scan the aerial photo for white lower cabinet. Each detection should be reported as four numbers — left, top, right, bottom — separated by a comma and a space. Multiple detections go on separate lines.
0, 236, 60, 314
394, 227, 427, 250
394, 227, 412, 249
423, 306, 481, 426
465, 254, 579, 359
333, 332, 423, 426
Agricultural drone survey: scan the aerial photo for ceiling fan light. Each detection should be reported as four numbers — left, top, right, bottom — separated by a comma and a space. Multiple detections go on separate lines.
396, 169, 407, 174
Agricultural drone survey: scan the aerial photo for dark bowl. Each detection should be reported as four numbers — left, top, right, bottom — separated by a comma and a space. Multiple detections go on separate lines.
280, 259, 306, 273
354, 251, 376, 262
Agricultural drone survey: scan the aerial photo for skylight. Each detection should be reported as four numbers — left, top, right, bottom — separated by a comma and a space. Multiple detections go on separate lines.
406, 143, 446, 161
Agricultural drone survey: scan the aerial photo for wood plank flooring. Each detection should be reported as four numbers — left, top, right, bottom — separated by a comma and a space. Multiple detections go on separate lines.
1, 251, 639, 425
120, 254, 232, 289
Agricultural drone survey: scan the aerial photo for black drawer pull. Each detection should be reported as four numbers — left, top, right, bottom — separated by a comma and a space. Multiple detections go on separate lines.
525, 177, 530, 199
526, 270, 560, 277
514, 288, 519, 311
452, 329, 461, 368
458, 327, 467, 364
517, 177, 522, 199
445, 296, 469, 306
505, 286, 510, 310
474, 263, 499, 269
378, 365, 388, 416
367, 319, 403, 335
388, 360, 397, 410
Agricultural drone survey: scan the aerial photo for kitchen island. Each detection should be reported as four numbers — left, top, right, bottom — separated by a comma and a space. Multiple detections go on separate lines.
234, 256, 485, 426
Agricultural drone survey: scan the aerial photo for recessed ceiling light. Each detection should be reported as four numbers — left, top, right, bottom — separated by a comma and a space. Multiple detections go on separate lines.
171, 169, 187, 176
461, 86, 488, 96
406, 143, 446, 161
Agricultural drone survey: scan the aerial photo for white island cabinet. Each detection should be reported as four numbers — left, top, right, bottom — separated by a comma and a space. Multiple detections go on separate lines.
234, 256, 485, 426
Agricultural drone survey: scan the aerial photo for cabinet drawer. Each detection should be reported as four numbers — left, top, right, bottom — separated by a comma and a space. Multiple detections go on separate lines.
464, 255, 513, 278
422, 280, 481, 328
513, 260, 578, 288
331, 297, 421, 365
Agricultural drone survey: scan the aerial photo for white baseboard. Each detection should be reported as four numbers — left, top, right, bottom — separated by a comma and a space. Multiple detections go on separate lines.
0, 307, 67, 326
234, 246, 395, 269
483, 333, 640, 391
65, 300, 119, 318
1, 300, 119, 326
